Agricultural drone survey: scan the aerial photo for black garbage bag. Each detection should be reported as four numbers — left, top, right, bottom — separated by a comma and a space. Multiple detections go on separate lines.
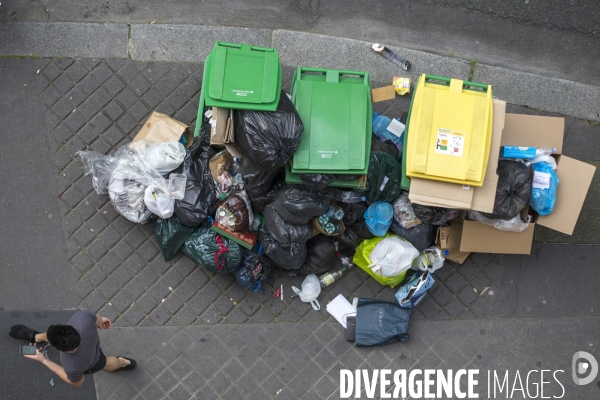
240, 157, 284, 198
263, 204, 314, 245
339, 202, 368, 226
371, 136, 400, 160
181, 228, 242, 274
155, 215, 196, 261
300, 174, 336, 190
259, 227, 307, 272
337, 219, 375, 248
234, 91, 304, 171
272, 185, 330, 225
483, 160, 532, 220
357, 151, 402, 203
355, 298, 411, 346
389, 221, 434, 252
411, 204, 461, 225
249, 174, 286, 214
173, 122, 217, 227
233, 250, 272, 290
298, 235, 336, 275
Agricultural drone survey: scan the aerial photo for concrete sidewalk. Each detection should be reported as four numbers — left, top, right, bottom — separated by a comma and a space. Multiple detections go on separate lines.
1, 22, 599, 121
0, 15, 599, 399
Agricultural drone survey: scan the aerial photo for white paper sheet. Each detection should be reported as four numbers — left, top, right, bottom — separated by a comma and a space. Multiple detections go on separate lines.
326, 294, 357, 329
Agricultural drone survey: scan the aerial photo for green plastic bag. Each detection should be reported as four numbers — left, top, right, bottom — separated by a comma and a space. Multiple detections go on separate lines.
353, 234, 407, 288
357, 151, 402, 203
182, 228, 242, 274
155, 215, 196, 261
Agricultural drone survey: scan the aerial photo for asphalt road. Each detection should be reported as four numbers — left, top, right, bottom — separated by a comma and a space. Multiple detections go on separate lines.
1, 0, 599, 85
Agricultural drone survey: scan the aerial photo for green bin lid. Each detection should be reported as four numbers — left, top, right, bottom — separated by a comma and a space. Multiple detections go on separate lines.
290, 68, 371, 173
204, 42, 281, 110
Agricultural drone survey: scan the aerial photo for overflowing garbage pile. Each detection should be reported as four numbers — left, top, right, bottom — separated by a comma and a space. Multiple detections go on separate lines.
77, 41, 596, 347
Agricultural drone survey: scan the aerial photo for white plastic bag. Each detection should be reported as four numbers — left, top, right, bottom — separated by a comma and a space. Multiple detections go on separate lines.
411, 246, 445, 273
144, 174, 187, 219
466, 210, 530, 232
145, 142, 186, 175
367, 237, 419, 277
292, 274, 321, 310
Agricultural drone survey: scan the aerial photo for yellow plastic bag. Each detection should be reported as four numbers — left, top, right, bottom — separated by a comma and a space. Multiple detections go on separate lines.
353, 234, 409, 288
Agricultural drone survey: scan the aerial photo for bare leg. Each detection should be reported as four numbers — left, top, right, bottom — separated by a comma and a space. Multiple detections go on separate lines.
34, 332, 48, 343
103, 356, 131, 372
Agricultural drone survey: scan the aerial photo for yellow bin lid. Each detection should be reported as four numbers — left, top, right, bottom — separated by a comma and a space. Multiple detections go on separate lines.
406, 74, 493, 186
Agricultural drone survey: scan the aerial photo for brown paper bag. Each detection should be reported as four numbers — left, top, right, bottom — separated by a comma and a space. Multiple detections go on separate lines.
133, 111, 193, 148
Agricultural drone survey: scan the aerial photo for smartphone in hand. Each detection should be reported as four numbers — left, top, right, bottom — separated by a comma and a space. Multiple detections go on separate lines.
19, 345, 37, 355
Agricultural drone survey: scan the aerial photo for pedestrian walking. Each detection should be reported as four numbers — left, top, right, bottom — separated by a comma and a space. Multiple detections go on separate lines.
9, 310, 136, 387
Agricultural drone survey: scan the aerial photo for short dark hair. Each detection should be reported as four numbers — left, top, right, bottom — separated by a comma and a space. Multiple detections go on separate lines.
47, 325, 81, 352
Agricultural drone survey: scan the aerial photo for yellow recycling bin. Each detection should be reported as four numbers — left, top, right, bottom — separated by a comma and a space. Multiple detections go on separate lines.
406, 74, 493, 186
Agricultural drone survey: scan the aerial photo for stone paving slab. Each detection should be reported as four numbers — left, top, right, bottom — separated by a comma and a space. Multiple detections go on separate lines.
31, 57, 600, 331
94, 317, 600, 399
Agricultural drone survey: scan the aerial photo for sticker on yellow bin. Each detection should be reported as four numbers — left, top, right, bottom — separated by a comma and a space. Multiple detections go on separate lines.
393, 76, 411, 96
435, 128, 465, 157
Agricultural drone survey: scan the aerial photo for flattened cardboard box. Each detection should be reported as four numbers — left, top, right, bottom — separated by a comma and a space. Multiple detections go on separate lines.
133, 111, 193, 148
211, 220, 257, 250
210, 107, 243, 157
436, 220, 470, 264
409, 99, 506, 213
460, 113, 596, 255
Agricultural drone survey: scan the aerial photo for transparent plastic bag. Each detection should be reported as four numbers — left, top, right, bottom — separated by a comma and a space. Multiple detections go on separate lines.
215, 190, 255, 232
145, 141, 186, 175
466, 210, 530, 232
291, 274, 321, 310
411, 246, 445, 273
367, 236, 419, 277
144, 174, 187, 219
392, 192, 421, 228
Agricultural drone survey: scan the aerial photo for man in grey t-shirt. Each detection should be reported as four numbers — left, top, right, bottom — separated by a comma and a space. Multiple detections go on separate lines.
9, 310, 136, 387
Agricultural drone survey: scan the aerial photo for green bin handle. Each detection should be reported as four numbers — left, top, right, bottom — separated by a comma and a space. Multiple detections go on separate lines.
215, 41, 275, 52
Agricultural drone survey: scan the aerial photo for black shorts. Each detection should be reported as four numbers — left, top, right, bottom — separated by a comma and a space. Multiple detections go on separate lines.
84, 347, 106, 375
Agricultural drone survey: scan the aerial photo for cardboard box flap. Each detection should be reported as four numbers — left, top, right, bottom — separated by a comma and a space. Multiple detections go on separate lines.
536, 156, 596, 235
409, 178, 473, 209
502, 114, 564, 153
461, 220, 534, 254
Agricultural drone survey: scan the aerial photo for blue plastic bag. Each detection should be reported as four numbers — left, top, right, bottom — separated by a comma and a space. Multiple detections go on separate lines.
364, 201, 394, 237
395, 271, 435, 308
372, 115, 403, 157
355, 298, 410, 346
530, 162, 559, 215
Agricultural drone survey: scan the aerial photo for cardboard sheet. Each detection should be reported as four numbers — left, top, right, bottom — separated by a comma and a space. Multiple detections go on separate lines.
371, 85, 396, 102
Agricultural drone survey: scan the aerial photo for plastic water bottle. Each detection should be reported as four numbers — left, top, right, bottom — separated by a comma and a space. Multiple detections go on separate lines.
231, 157, 244, 185
319, 256, 356, 287
331, 207, 344, 220
325, 206, 335, 218
340, 191, 366, 204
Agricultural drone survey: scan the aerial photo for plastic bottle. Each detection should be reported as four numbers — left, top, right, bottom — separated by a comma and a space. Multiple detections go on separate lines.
331, 207, 344, 220
319, 256, 356, 287
231, 157, 244, 185
328, 188, 366, 203
411, 247, 445, 272
325, 206, 335, 218
325, 222, 335, 234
